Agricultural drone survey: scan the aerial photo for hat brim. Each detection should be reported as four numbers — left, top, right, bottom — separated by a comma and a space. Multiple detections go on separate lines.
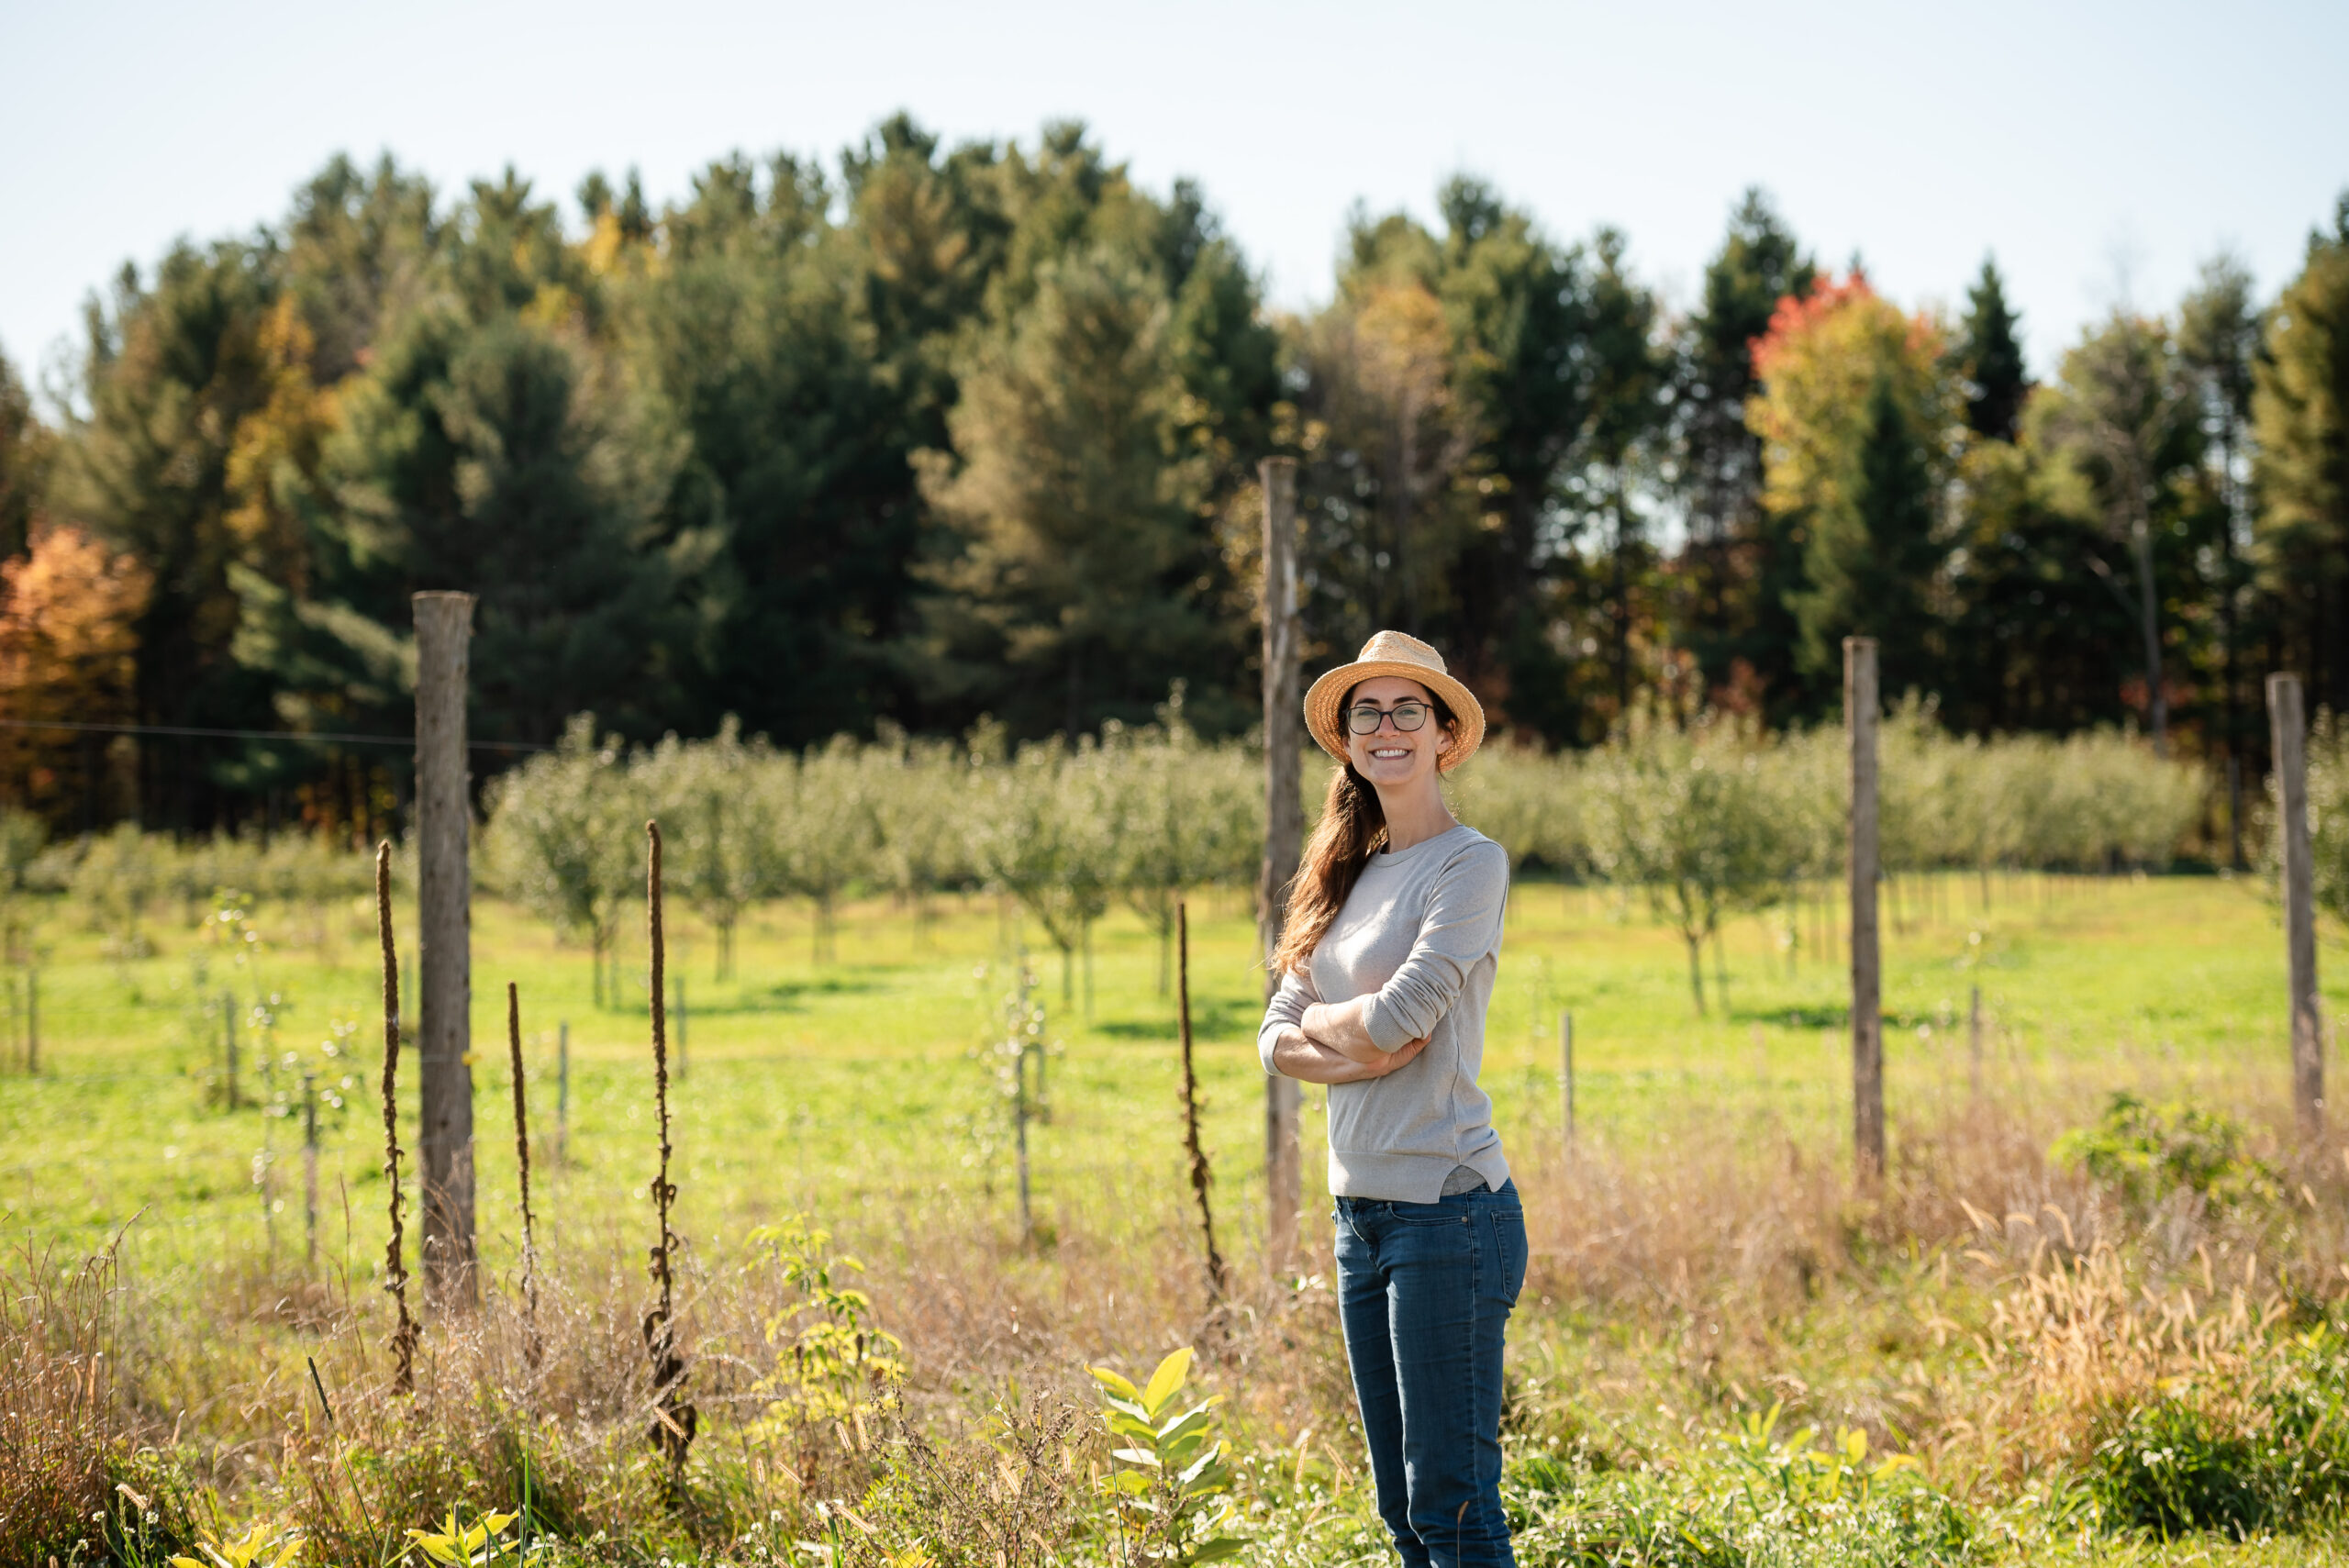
1304, 660, 1486, 773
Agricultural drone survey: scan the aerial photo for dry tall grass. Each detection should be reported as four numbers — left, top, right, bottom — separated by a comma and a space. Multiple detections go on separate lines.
0, 1244, 124, 1563
9, 1049, 2345, 1562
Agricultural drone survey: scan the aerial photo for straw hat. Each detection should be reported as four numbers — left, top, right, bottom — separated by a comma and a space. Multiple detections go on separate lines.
1303, 630, 1486, 773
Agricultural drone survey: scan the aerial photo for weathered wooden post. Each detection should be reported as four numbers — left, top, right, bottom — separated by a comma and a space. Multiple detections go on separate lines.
2268, 673, 2325, 1141
414, 590, 478, 1307
557, 1019, 570, 1164
1559, 1010, 1575, 1154
1845, 637, 1885, 1182
1967, 984, 1984, 1099
302, 1071, 320, 1270
1257, 457, 1304, 1273
223, 992, 238, 1107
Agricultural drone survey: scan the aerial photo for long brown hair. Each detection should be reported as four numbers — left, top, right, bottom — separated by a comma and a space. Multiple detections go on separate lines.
1272, 685, 1457, 975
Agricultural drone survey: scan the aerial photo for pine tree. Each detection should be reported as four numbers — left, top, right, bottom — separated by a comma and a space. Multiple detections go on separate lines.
2032, 314, 2199, 753
47, 242, 280, 825
1677, 190, 1815, 715
615, 148, 919, 746
2253, 194, 2349, 711
920, 243, 1219, 736
1780, 373, 1945, 692
1959, 258, 2029, 441
0, 350, 52, 562
306, 306, 691, 746
1747, 273, 1955, 711
2179, 253, 2261, 842
1826, 375, 1942, 684
1682, 191, 1815, 539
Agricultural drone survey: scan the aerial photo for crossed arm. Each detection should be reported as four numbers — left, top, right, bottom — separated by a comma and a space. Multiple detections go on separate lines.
1264, 994, 1430, 1084
1262, 841, 1504, 1087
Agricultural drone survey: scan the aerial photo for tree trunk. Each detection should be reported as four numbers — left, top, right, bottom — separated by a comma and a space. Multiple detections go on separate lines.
1611, 487, 1631, 719
413, 591, 477, 1308
2221, 432, 2246, 868
2132, 518, 2166, 756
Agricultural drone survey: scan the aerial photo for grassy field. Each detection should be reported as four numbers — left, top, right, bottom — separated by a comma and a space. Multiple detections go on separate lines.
6, 865, 2346, 1565
1, 867, 2317, 1263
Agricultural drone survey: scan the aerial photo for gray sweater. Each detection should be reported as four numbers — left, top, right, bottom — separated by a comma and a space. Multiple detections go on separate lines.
1258, 823, 1512, 1203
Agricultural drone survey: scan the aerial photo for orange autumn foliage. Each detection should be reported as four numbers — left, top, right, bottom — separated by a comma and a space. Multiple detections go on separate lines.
0, 525, 154, 820
1745, 270, 1952, 528
223, 295, 336, 595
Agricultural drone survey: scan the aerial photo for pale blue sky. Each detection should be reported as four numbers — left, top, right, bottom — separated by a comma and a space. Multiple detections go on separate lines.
4, 0, 2343, 395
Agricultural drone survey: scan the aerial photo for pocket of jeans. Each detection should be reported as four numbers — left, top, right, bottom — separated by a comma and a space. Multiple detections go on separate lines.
1493, 1207, 1528, 1305
1392, 1202, 1469, 1227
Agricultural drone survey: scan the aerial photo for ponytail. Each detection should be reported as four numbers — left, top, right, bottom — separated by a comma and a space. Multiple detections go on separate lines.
1273, 765, 1386, 975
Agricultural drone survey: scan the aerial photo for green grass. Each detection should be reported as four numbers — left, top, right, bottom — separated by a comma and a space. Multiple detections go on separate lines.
0, 868, 2318, 1273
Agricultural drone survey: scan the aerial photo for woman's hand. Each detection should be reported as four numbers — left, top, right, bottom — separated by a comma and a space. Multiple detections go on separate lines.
1268, 1025, 1429, 1084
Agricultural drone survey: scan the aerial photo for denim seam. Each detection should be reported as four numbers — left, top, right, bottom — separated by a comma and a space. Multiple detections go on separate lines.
1464, 1211, 1486, 1563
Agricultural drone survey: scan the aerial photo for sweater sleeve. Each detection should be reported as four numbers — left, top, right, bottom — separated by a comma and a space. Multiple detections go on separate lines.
1257, 964, 1321, 1076
1360, 840, 1510, 1051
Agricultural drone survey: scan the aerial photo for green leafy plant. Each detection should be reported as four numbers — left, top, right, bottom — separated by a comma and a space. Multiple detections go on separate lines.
170, 1519, 304, 1568
2053, 1092, 2281, 1208
2084, 1325, 2349, 1537
1088, 1348, 1241, 1567
1727, 1402, 1921, 1507
750, 1217, 906, 1446
403, 1507, 520, 1567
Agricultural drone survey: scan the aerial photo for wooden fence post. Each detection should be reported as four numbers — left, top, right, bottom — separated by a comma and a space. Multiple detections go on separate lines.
303, 1071, 320, 1270
2268, 673, 2325, 1141
1968, 984, 1984, 1099
557, 1019, 570, 1163
1845, 637, 1885, 1182
1559, 1010, 1575, 1154
414, 590, 478, 1307
1258, 456, 1304, 1274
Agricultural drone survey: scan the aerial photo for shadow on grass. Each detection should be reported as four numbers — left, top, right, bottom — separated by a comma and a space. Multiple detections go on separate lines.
1740, 1004, 1852, 1029
1092, 997, 1256, 1042
692, 974, 885, 1015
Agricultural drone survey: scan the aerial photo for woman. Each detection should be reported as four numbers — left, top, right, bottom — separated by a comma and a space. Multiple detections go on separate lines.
1259, 629, 1525, 1568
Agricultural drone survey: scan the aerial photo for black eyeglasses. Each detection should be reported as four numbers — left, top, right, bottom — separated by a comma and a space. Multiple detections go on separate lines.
1346, 701, 1430, 735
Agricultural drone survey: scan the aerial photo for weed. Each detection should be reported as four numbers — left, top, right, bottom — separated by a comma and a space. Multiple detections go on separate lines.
167, 1518, 300, 1568
642, 819, 694, 1474
865, 1396, 1089, 1568
505, 980, 540, 1372
2053, 1093, 2281, 1209
375, 840, 417, 1393
1090, 1349, 1242, 1566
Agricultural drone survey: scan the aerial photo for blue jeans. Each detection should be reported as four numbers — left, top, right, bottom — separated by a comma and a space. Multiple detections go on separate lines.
1334, 1181, 1526, 1568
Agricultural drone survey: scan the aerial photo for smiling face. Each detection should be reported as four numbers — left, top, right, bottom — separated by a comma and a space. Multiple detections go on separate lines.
1342, 675, 1453, 789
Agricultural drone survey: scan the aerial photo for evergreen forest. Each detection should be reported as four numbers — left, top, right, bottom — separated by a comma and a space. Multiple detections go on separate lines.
2, 115, 2345, 834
